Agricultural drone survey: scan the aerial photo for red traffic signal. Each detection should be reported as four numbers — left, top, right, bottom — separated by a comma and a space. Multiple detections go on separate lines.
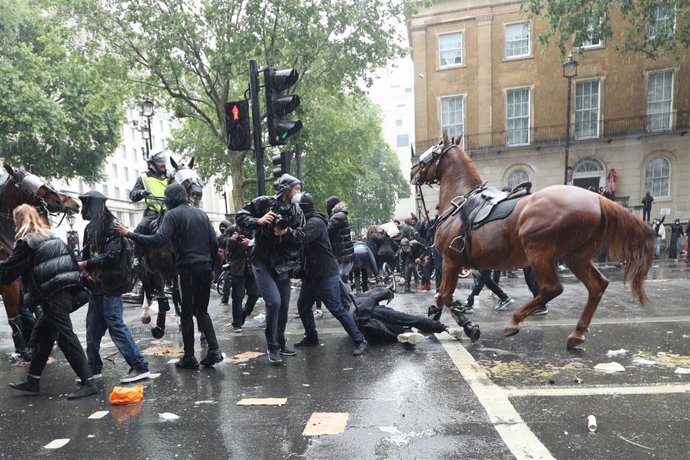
225, 100, 251, 151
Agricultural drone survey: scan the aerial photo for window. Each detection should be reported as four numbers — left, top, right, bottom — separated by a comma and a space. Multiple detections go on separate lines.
506, 88, 530, 146
114, 186, 121, 200
649, 3, 674, 38
111, 164, 118, 179
102, 184, 108, 196
131, 148, 138, 161
440, 96, 464, 140
439, 32, 463, 67
575, 80, 600, 139
507, 169, 530, 190
580, 23, 602, 48
120, 146, 126, 158
645, 157, 670, 197
505, 22, 530, 58
126, 189, 131, 199
647, 70, 673, 132
395, 119, 403, 127
396, 134, 410, 147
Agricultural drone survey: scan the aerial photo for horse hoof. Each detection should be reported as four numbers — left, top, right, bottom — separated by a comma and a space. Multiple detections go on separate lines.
567, 336, 585, 350
465, 325, 480, 342
151, 326, 165, 339
141, 315, 151, 325
504, 326, 520, 337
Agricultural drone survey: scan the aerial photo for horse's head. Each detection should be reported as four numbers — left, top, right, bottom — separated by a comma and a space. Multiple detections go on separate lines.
169, 156, 204, 206
2, 164, 80, 215
410, 132, 463, 186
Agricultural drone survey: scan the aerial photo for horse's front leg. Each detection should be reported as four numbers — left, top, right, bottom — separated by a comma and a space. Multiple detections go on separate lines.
429, 259, 480, 342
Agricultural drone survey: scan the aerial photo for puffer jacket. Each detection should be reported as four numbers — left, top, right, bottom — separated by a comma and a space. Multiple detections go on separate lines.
24, 235, 83, 307
327, 202, 354, 264
236, 195, 304, 276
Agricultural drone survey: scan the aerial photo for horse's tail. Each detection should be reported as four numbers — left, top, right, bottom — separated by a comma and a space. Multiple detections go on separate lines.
599, 197, 654, 303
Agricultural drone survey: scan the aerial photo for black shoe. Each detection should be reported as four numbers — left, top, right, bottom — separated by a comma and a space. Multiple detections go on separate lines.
9, 376, 40, 394
267, 349, 283, 364
120, 368, 150, 383
67, 379, 99, 400
294, 336, 319, 347
531, 306, 549, 316
463, 301, 474, 313
175, 356, 200, 370
280, 345, 296, 356
200, 349, 224, 366
427, 305, 442, 321
352, 341, 370, 356
221, 297, 229, 304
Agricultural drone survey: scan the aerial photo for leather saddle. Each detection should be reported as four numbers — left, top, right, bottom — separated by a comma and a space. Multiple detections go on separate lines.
460, 182, 532, 231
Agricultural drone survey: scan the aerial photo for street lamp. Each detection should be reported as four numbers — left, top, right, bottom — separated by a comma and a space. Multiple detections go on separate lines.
140, 98, 154, 159
562, 53, 578, 185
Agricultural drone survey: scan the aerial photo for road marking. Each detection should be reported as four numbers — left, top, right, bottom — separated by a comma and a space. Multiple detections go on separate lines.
473, 315, 690, 329
505, 383, 690, 397
437, 334, 554, 460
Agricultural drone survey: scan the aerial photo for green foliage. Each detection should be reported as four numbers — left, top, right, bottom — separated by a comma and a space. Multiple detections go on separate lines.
523, 0, 690, 59
59, 0, 414, 208
0, 1, 126, 181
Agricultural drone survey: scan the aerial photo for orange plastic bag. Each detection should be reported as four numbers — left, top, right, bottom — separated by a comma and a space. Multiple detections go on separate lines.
109, 385, 144, 405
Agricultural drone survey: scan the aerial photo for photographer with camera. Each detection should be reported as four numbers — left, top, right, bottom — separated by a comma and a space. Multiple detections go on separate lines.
225, 223, 259, 332
236, 174, 305, 365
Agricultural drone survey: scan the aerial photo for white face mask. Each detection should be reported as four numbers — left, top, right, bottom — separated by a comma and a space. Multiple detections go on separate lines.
291, 192, 303, 205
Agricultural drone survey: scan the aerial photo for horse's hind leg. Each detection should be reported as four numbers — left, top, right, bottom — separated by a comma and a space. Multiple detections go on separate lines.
563, 257, 609, 350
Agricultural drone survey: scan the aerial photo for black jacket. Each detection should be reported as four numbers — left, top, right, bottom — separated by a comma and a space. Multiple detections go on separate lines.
327, 202, 354, 264
81, 212, 129, 296
302, 211, 339, 278
225, 234, 253, 277
236, 195, 304, 276
127, 183, 219, 273
0, 234, 82, 308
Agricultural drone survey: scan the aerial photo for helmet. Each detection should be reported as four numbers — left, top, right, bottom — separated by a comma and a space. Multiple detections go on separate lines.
78, 190, 107, 202
401, 238, 410, 246
147, 151, 168, 166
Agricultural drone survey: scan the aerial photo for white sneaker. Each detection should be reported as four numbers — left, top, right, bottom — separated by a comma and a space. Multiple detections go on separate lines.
75, 373, 102, 384
397, 332, 425, 345
313, 309, 324, 319
120, 368, 150, 383
446, 328, 464, 340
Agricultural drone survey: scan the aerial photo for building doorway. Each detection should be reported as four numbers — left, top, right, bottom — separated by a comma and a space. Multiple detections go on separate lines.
573, 157, 605, 191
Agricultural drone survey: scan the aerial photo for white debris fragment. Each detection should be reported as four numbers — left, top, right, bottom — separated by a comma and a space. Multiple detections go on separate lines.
594, 362, 625, 373
673, 367, 690, 375
632, 358, 657, 366
159, 412, 180, 421
44, 439, 70, 449
194, 400, 216, 405
605, 349, 627, 358
88, 411, 109, 420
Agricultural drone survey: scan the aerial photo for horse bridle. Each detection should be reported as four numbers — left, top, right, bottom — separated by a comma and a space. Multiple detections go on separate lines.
412, 141, 455, 187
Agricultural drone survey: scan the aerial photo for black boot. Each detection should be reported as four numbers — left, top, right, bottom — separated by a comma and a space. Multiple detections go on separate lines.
67, 379, 99, 400
352, 341, 370, 356
9, 375, 40, 394
175, 355, 200, 370
295, 335, 319, 347
450, 307, 481, 342
200, 349, 223, 366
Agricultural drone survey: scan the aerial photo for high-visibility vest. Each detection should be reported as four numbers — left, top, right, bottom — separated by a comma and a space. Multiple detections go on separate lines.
140, 173, 168, 212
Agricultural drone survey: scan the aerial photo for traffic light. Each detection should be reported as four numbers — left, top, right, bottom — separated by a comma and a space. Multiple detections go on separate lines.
271, 150, 292, 182
264, 68, 303, 146
225, 99, 252, 151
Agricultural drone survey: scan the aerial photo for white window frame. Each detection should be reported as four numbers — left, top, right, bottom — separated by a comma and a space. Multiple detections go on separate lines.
440, 94, 465, 145
649, 3, 675, 39
505, 87, 531, 146
645, 157, 671, 198
507, 168, 530, 191
438, 32, 463, 68
505, 22, 531, 59
575, 79, 601, 140
646, 69, 674, 132
580, 22, 603, 49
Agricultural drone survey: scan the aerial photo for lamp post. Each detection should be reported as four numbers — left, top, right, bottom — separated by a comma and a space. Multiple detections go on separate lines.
562, 53, 578, 185
140, 98, 154, 159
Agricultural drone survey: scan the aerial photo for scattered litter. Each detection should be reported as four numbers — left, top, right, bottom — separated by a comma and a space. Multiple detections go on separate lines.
242, 372, 250, 375
194, 400, 216, 405
141, 346, 184, 357
167, 359, 178, 364
109, 385, 144, 405
606, 348, 627, 358
667, 331, 673, 334
632, 358, 657, 366
616, 434, 654, 451
342, 368, 353, 371
378, 426, 400, 434
88, 411, 109, 420
302, 384, 310, 387
87, 434, 95, 438
302, 412, 349, 436
44, 439, 70, 449
148, 373, 161, 379
594, 362, 625, 373
682, 335, 689, 339
587, 415, 597, 432
673, 367, 690, 375
225, 351, 264, 364
573, 377, 583, 384
237, 398, 287, 406
159, 412, 180, 421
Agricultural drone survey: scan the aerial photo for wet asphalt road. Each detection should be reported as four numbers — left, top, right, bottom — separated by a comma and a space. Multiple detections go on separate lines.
0, 260, 689, 459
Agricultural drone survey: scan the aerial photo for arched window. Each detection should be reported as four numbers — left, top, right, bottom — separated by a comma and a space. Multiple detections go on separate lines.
645, 157, 670, 198
507, 168, 530, 190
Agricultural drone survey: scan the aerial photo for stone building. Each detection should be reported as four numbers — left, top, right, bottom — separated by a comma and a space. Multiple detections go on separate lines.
409, 0, 690, 223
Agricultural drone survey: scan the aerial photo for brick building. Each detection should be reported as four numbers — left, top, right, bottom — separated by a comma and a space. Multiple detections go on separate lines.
409, 0, 690, 223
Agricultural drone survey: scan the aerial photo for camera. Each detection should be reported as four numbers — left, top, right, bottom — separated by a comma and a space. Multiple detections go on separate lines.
274, 215, 289, 231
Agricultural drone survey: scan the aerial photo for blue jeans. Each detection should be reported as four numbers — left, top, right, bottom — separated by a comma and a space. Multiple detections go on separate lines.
86, 294, 148, 374
655, 236, 662, 257
252, 263, 292, 352
297, 274, 365, 344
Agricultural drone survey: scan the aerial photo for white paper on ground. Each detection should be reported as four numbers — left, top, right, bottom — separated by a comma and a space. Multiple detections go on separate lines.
632, 358, 657, 366
159, 412, 180, 421
302, 412, 349, 436
44, 439, 70, 449
594, 362, 626, 373
236, 398, 287, 406
674, 367, 690, 375
605, 348, 627, 358
88, 411, 109, 420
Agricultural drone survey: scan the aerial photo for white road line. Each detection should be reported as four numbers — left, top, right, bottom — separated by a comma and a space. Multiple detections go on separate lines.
505, 383, 690, 398
437, 334, 554, 460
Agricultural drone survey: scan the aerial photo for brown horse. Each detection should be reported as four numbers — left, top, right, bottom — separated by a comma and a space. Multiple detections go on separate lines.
0, 164, 80, 360
411, 133, 654, 349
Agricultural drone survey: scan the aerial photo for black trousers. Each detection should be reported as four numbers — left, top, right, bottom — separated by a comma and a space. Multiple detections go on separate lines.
467, 270, 508, 305
179, 271, 219, 356
29, 290, 91, 381
369, 305, 446, 334
522, 266, 547, 309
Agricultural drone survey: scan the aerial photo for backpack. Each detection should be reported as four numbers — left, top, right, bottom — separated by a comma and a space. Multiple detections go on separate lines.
120, 237, 136, 292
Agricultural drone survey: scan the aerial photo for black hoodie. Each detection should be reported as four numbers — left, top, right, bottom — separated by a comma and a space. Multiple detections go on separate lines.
127, 183, 218, 273
301, 209, 338, 278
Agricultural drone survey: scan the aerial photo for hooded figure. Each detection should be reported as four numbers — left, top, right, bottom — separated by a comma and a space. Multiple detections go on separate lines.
116, 182, 223, 369
277, 174, 302, 197
325, 195, 354, 285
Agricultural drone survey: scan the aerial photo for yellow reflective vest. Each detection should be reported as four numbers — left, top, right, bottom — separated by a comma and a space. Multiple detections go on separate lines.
140, 173, 168, 212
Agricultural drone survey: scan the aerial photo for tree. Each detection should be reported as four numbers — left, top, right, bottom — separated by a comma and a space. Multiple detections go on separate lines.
523, 0, 690, 59
60, 0, 414, 210
0, 1, 126, 181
